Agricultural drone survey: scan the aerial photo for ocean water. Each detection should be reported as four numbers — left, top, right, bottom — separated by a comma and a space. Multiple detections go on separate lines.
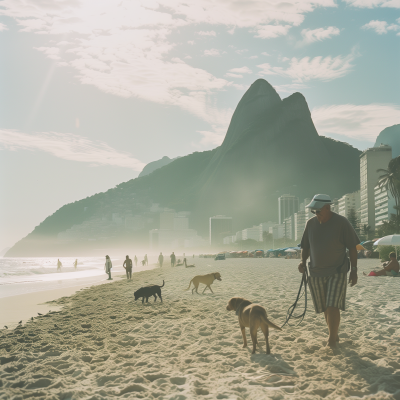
0, 257, 107, 284
0, 256, 153, 298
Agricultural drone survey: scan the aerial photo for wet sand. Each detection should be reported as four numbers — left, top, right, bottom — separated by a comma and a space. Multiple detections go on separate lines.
1, 258, 399, 399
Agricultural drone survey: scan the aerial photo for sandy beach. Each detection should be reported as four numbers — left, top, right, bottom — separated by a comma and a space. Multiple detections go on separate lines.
1, 258, 399, 399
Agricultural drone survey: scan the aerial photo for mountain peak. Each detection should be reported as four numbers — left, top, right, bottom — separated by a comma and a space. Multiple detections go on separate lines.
374, 124, 400, 158
241, 79, 281, 104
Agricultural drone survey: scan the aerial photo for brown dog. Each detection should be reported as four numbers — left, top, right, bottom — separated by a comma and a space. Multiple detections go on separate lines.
226, 297, 281, 354
184, 272, 221, 294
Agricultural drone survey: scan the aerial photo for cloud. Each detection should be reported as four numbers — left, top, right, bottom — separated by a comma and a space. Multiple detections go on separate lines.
256, 25, 291, 39
0, 0, 337, 139
0, 129, 145, 170
343, 0, 400, 7
301, 26, 340, 43
197, 125, 227, 146
362, 20, 400, 34
197, 30, 216, 36
204, 48, 221, 56
225, 73, 243, 78
0, 22, 8, 31
228, 67, 252, 74
274, 83, 309, 93
311, 104, 400, 142
258, 52, 356, 83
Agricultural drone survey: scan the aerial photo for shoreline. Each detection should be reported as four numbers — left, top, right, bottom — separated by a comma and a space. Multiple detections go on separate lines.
1, 258, 399, 399
0, 264, 157, 328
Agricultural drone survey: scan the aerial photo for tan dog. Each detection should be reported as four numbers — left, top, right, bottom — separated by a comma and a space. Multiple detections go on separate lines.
226, 297, 282, 354
185, 272, 221, 294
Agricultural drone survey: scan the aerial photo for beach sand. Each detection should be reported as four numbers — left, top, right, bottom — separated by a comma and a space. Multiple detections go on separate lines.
1, 258, 399, 399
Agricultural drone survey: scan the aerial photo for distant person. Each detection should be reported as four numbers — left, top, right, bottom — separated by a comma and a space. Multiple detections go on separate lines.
57, 259, 62, 272
170, 252, 176, 267
364, 252, 400, 276
73, 259, 78, 269
299, 194, 359, 348
134, 255, 138, 267
158, 252, 164, 267
105, 255, 113, 280
144, 254, 148, 266
123, 255, 133, 281
193, 254, 195, 258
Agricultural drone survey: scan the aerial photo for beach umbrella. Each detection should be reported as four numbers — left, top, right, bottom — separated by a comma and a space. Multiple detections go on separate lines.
374, 235, 400, 257
356, 244, 366, 251
285, 248, 297, 253
373, 235, 400, 246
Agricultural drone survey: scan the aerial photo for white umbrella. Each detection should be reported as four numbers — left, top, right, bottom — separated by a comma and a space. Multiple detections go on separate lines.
374, 235, 400, 257
285, 248, 298, 253
374, 235, 400, 246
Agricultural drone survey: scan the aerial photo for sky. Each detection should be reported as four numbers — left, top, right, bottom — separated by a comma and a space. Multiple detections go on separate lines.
0, 0, 399, 252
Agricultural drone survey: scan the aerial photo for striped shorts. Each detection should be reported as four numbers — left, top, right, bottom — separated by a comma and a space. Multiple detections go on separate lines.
308, 271, 347, 314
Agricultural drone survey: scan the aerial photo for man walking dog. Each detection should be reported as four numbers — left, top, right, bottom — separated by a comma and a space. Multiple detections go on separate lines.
299, 194, 359, 348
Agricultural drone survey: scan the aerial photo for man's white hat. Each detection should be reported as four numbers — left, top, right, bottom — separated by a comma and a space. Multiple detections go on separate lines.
306, 194, 333, 209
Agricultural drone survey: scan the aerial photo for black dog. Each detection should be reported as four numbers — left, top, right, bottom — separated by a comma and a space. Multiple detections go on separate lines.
134, 280, 164, 304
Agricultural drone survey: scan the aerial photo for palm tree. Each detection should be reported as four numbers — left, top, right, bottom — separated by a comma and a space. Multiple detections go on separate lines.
377, 156, 400, 216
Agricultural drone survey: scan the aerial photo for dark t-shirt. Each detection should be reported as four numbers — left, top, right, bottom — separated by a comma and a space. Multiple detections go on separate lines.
124, 259, 132, 269
301, 212, 360, 277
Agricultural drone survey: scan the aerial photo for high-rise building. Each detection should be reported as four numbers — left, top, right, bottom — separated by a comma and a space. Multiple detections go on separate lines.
284, 216, 294, 240
209, 215, 232, 246
294, 209, 313, 241
159, 209, 175, 230
259, 222, 276, 234
270, 224, 285, 239
338, 191, 361, 219
374, 184, 396, 228
174, 216, 189, 230
242, 226, 263, 242
360, 145, 392, 231
278, 195, 299, 224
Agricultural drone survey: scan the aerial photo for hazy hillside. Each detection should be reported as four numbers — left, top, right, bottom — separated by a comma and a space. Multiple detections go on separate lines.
6, 79, 362, 256
138, 156, 174, 177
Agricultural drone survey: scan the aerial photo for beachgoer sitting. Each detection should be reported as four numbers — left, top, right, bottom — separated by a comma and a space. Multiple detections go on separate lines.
364, 252, 400, 276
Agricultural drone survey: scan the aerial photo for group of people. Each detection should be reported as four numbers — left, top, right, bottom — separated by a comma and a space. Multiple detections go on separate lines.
158, 251, 188, 267
104, 254, 149, 281
56, 258, 78, 272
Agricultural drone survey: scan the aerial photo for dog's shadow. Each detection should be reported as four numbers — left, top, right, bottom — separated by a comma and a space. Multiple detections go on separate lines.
250, 351, 296, 376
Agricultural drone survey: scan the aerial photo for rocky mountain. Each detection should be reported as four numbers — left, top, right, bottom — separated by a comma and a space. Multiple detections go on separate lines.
374, 124, 400, 158
6, 79, 361, 256
138, 156, 174, 178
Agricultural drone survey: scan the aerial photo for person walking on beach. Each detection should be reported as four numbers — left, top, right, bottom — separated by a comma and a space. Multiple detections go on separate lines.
158, 252, 164, 267
57, 259, 62, 272
134, 255, 138, 267
144, 254, 148, 266
170, 251, 176, 267
299, 194, 359, 348
73, 259, 78, 270
105, 255, 113, 280
123, 255, 133, 281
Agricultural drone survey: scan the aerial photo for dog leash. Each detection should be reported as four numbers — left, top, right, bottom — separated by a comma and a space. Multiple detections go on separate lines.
281, 268, 309, 329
